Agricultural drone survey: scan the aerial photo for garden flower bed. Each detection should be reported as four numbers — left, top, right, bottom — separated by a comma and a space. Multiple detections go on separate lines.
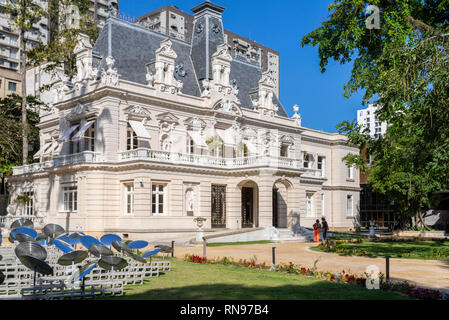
184, 254, 446, 300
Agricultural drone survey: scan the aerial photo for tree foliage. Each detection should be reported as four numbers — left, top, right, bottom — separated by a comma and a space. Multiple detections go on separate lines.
302, 0, 449, 227
28, 0, 100, 80
0, 95, 43, 177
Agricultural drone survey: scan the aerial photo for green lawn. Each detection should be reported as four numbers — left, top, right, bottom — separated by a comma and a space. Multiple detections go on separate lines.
207, 240, 272, 247
106, 258, 408, 300
314, 240, 449, 260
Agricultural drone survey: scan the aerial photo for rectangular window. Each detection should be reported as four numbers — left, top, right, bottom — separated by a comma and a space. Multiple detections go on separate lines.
125, 184, 134, 215
127, 126, 138, 151
347, 165, 354, 180
62, 186, 78, 212
321, 194, 325, 216
317, 156, 325, 177
69, 123, 80, 154
306, 193, 313, 217
303, 154, 310, 168
86, 122, 96, 152
347, 195, 354, 216
24, 192, 34, 216
187, 137, 194, 154
280, 145, 289, 158
8, 81, 17, 92
152, 184, 165, 216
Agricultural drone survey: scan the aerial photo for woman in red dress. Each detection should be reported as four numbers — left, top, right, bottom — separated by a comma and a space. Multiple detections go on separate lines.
313, 219, 322, 242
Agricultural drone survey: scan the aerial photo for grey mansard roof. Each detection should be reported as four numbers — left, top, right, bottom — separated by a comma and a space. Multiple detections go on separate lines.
92, 17, 288, 118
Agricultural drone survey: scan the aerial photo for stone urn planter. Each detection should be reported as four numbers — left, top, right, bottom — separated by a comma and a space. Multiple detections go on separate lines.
194, 217, 207, 242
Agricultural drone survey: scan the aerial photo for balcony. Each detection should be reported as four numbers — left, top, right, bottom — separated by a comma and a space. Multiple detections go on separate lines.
118, 149, 323, 176
13, 151, 102, 175
12, 149, 325, 178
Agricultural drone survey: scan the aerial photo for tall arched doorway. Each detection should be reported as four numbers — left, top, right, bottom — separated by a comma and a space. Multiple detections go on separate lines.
238, 180, 259, 228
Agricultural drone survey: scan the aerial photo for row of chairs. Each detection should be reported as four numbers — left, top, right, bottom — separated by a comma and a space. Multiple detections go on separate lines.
0, 247, 172, 299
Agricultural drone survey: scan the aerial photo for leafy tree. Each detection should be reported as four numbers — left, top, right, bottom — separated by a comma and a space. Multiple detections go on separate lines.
5, 0, 46, 165
302, 0, 449, 229
0, 94, 43, 178
29, 0, 101, 81
3, 0, 99, 168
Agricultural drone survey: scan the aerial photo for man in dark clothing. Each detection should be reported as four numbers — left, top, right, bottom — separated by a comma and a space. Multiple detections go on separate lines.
321, 217, 329, 241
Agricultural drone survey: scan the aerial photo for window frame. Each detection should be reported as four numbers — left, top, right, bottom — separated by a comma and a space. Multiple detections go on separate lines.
61, 185, 78, 213
306, 193, 313, 217
24, 191, 34, 216
347, 195, 354, 217
317, 156, 325, 177
125, 183, 134, 216
8, 81, 17, 92
347, 165, 354, 180
152, 184, 166, 216
127, 125, 138, 151
280, 144, 289, 158
303, 153, 311, 169
69, 122, 81, 155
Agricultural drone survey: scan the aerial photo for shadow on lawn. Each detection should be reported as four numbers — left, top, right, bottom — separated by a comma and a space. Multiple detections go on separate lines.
117, 282, 407, 301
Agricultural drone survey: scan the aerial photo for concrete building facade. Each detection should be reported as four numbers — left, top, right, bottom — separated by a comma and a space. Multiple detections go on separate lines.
357, 104, 388, 139
6, 1, 360, 240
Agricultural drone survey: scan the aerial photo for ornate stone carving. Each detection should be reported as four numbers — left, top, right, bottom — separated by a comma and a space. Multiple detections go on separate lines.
101, 56, 120, 86
201, 79, 211, 98
254, 71, 278, 117
153, 39, 183, 94
125, 105, 152, 123
196, 23, 204, 34
146, 71, 155, 87
65, 103, 93, 121
175, 63, 187, 77
212, 23, 221, 34
73, 34, 97, 86
213, 98, 242, 116
292, 104, 302, 127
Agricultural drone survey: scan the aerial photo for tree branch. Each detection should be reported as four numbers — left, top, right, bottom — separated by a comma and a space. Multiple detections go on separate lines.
405, 16, 435, 33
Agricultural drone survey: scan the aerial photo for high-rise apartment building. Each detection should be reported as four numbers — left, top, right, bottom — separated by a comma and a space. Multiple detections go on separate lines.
135, 5, 281, 97
0, 0, 119, 97
357, 104, 388, 139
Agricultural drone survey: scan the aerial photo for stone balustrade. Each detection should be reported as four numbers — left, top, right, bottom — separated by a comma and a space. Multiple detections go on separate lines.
118, 148, 323, 176
12, 152, 102, 176
0, 215, 46, 229
12, 149, 325, 178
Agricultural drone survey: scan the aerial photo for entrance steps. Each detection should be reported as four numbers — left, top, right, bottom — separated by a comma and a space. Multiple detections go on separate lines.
274, 227, 313, 242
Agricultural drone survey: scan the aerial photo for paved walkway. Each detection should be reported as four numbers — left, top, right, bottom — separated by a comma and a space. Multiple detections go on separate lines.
174, 242, 449, 294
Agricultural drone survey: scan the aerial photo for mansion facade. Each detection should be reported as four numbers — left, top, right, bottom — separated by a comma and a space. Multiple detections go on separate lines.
7, 1, 360, 240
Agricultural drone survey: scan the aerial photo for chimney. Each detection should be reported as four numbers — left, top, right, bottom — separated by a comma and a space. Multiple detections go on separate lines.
190, 1, 226, 83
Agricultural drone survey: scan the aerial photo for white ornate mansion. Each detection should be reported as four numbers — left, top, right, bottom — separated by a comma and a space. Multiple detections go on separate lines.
6, 1, 360, 240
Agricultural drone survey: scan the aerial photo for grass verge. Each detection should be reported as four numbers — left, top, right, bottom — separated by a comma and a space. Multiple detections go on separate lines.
313, 240, 449, 260
107, 258, 408, 300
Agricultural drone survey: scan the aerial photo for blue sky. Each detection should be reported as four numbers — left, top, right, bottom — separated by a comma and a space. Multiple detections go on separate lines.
119, 0, 367, 133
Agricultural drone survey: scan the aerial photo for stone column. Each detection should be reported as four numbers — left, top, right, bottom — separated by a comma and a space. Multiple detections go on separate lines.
227, 181, 241, 230
258, 171, 275, 228
199, 181, 212, 229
